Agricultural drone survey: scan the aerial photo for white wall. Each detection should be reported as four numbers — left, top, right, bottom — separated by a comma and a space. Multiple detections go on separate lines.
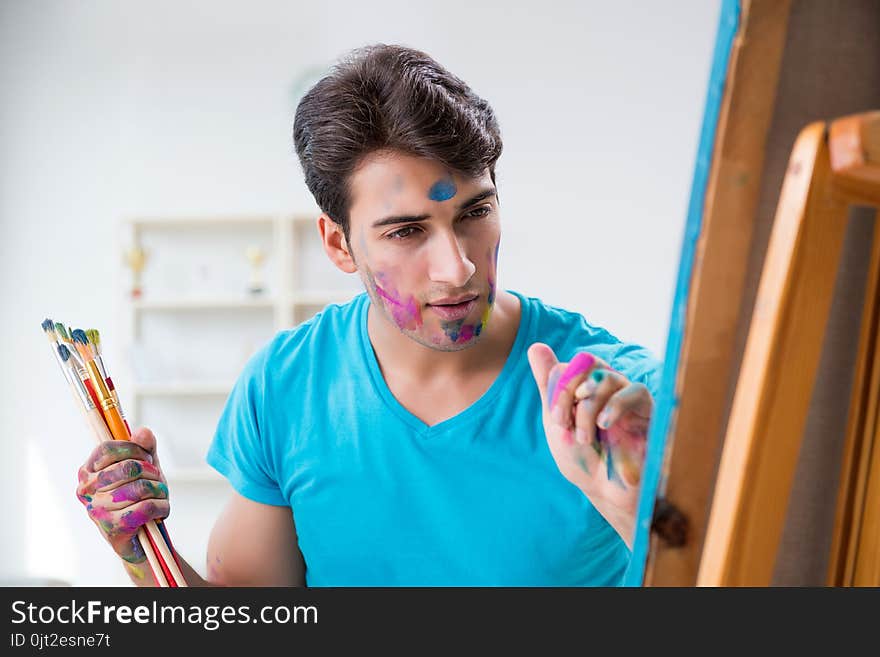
0, 0, 720, 585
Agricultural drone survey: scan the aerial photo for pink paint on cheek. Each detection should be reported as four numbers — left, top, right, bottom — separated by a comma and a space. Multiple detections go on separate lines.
456, 324, 475, 343
375, 283, 423, 330
551, 352, 596, 408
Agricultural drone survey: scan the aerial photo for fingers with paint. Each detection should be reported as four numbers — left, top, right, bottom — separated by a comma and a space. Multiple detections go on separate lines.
549, 352, 596, 409
76, 438, 170, 563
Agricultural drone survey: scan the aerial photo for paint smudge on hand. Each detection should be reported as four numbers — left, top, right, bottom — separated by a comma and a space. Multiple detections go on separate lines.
96, 460, 143, 489
604, 415, 648, 487
110, 480, 168, 504
86, 504, 148, 563
546, 367, 563, 409
550, 352, 596, 409
585, 416, 647, 489
120, 507, 155, 532
125, 562, 145, 580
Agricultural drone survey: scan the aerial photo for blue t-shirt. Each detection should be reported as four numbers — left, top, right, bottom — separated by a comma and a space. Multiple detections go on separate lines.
206, 290, 662, 586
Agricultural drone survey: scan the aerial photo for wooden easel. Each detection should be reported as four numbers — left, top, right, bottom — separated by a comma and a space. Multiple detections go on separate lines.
637, 0, 880, 587
698, 112, 880, 585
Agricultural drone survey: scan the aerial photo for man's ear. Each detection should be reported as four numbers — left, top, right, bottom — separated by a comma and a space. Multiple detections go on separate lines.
318, 213, 357, 274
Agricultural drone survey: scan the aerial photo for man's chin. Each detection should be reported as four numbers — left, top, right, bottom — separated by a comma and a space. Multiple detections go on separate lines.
405, 328, 484, 352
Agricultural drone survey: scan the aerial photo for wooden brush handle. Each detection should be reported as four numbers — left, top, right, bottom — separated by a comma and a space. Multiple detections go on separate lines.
144, 520, 187, 587
138, 526, 169, 587
85, 407, 113, 443
81, 405, 181, 586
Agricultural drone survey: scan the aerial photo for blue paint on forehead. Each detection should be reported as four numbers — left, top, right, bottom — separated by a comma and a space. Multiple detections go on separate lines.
428, 178, 457, 202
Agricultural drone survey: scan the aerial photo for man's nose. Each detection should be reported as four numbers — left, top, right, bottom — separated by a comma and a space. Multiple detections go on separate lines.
427, 231, 476, 287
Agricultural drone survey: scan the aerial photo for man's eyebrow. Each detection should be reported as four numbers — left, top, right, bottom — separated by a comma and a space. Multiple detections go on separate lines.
371, 188, 497, 229
372, 213, 431, 228
457, 188, 497, 210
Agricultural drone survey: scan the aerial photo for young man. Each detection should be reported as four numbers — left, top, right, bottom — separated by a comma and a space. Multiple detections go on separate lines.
76, 44, 661, 586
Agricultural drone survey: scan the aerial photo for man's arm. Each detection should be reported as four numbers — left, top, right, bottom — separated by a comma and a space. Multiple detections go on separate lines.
206, 491, 306, 586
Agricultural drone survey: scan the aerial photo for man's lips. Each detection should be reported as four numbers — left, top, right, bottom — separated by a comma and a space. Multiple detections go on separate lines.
428, 294, 479, 306
426, 295, 478, 321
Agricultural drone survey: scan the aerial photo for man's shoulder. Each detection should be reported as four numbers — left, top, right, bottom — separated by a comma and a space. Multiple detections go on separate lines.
516, 291, 623, 348
276, 292, 363, 346
244, 293, 366, 377
515, 290, 663, 397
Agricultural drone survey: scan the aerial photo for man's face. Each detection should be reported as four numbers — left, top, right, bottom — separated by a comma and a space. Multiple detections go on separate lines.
346, 150, 501, 351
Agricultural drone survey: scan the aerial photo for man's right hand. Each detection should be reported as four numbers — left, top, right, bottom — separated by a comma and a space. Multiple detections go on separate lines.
75, 427, 170, 564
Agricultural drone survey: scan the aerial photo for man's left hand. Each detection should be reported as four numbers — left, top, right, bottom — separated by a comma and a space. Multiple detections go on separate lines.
527, 343, 653, 548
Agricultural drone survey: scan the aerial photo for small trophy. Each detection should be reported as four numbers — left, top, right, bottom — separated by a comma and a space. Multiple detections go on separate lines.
245, 245, 266, 296
123, 245, 149, 299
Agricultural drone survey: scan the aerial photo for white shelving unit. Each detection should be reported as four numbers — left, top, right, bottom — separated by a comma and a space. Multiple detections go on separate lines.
118, 214, 361, 484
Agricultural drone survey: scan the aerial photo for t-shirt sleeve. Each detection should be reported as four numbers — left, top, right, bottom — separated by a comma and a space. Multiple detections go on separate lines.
562, 311, 664, 403
206, 344, 287, 507
609, 342, 664, 403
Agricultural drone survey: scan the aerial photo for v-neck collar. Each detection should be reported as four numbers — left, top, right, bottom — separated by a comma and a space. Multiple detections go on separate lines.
358, 290, 533, 437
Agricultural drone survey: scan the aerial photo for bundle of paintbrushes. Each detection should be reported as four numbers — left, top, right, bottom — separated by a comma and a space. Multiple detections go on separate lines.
41, 319, 187, 587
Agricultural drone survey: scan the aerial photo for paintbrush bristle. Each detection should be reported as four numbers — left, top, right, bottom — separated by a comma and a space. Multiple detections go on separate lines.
86, 329, 101, 354
55, 323, 70, 342
74, 343, 92, 363
70, 329, 94, 362
71, 329, 88, 345
58, 344, 71, 362
42, 318, 59, 343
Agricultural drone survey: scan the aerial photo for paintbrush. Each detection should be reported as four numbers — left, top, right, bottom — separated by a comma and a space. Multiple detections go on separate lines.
69, 328, 186, 587
54, 323, 103, 410
57, 344, 113, 442
84, 328, 130, 434
43, 323, 168, 586
71, 330, 129, 442
53, 323, 77, 358
48, 321, 183, 586
42, 319, 88, 413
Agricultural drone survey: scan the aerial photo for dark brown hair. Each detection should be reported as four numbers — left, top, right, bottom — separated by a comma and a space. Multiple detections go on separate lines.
292, 44, 503, 242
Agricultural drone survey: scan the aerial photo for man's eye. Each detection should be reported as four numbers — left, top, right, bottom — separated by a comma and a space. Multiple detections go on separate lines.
464, 206, 491, 219
387, 226, 421, 240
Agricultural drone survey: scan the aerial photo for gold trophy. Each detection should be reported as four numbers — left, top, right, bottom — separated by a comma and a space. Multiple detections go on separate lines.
123, 245, 148, 299
245, 245, 266, 296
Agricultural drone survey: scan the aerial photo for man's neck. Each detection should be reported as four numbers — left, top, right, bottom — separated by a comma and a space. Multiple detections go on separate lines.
366, 290, 521, 383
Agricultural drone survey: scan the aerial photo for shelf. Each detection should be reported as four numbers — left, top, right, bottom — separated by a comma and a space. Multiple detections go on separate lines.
121, 211, 340, 493
128, 214, 316, 230
132, 298, 275, 311
132, 382, 234, 397
129, 215, 276, 229
130, 294, 356, 311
